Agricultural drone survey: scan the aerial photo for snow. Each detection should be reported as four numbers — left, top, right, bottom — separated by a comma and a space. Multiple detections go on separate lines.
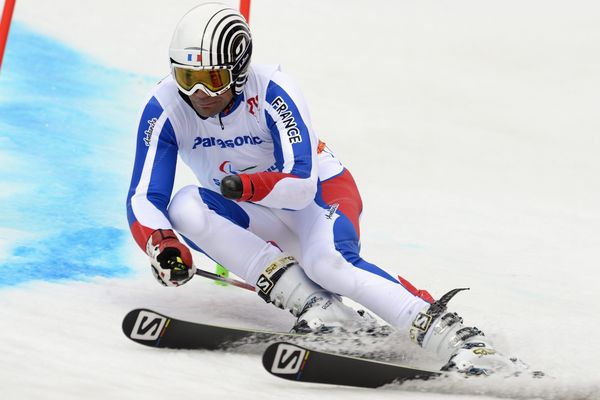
1, 0, 600, 399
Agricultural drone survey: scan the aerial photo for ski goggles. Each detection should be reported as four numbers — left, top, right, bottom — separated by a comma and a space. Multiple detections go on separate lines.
172, 64, 233, 96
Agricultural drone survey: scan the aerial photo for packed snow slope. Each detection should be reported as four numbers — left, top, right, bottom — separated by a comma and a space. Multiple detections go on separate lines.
1, 1, 599, 399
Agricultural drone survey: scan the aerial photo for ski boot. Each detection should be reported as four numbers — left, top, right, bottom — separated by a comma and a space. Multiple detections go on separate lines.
409, 288, 529, 376
255, 254, 375, 334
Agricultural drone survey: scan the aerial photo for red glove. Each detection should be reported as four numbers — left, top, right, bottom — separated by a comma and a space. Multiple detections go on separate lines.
146, 229, 195, 287
220, 172, 296, 202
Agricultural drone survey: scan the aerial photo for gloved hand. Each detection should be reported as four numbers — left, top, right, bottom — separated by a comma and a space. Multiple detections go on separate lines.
220, 172, 295, 203
220, 174, 250, 200
146, 229, 196, 287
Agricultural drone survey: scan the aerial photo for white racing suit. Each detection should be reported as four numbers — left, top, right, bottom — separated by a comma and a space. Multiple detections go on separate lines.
127, 64, 434, 331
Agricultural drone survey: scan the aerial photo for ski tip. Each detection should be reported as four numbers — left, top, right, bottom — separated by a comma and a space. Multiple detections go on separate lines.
122, 308, 149, 336
122, 308, 170, 344
122, 308, 143, 337
262, 342, 310, 379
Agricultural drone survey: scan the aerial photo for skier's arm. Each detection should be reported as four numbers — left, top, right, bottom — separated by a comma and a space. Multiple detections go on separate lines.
126, 96, 178, 250
126, 96, 195, 286
220, 72, 318, 210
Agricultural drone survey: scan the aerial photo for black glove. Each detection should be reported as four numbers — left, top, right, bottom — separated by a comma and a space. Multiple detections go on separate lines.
220, 175, 245, 200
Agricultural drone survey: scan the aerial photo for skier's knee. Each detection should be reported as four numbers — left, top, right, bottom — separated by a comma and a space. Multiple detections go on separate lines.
302, 249, 357, 296
168, 185, 208, 233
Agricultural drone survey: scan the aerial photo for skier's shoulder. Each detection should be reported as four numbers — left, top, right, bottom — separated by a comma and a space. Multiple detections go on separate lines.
252, 64, 296, 89
248, 63, 281, 87
248, 64, 294, 95
137, 76, 193, 139
248, 64, 306, 107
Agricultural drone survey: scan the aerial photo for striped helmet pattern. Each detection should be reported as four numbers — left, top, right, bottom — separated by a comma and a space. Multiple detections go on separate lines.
169, 3, 252, 95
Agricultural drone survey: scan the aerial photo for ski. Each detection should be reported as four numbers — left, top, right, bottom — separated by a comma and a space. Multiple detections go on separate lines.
123, 309, 415, 361
122, 308, 297, 350
262, 342, 441, 388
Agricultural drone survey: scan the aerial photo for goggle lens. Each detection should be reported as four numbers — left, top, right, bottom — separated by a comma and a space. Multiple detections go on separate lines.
173, 66, 232, 94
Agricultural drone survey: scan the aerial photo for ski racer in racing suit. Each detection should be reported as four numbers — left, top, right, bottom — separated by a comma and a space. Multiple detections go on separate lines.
126, 3, 528, 376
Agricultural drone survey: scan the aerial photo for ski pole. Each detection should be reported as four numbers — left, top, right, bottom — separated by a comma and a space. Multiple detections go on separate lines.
214, 263, 229, 287
194, 267, 255, 292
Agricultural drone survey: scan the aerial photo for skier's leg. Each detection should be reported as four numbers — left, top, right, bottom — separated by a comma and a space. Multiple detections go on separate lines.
168, 185, 297, 283
277, 169, 527, 375
276, 169, 432, 330
168, 185, 353, 329
168, 183, 525, 375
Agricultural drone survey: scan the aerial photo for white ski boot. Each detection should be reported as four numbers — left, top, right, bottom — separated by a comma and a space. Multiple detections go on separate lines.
255, 254, 374, 333
442, 340, 530, 376
409, 288, 529, 376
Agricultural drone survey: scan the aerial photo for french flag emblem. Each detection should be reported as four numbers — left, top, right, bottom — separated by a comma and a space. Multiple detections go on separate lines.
187, 53, 203, 62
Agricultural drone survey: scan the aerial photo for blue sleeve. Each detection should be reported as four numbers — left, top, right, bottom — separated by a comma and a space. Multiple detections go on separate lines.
263, 79, 314, 179
126, 96, 178, 249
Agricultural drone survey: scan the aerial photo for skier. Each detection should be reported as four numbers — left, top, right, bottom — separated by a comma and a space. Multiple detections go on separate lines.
127, 3, 526, 376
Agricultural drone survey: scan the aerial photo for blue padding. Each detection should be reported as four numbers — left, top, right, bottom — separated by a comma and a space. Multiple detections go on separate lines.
334, 239, 398, 283
198, 188, 250, 229
315, 181, 398, 284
